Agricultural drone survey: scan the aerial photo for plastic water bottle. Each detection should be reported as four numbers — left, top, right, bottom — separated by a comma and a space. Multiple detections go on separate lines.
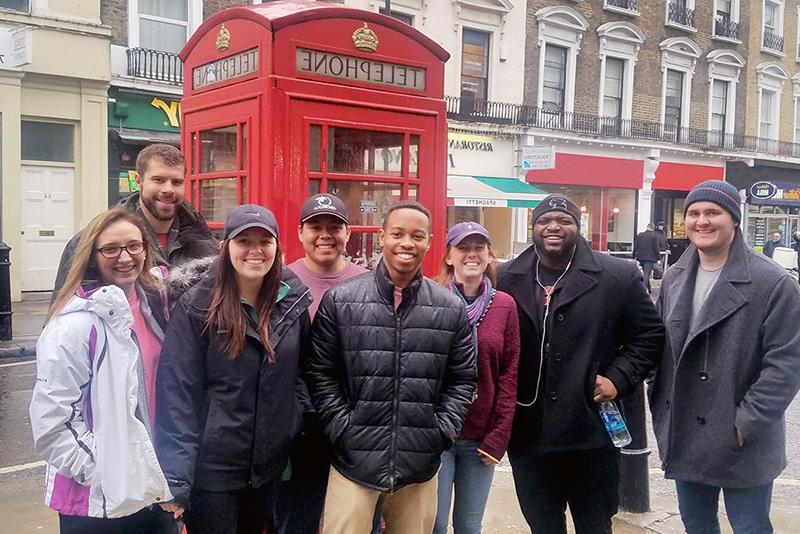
599, 401, 632, 448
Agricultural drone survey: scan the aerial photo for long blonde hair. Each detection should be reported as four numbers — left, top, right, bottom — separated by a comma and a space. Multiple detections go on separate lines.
47, 208, 160, 322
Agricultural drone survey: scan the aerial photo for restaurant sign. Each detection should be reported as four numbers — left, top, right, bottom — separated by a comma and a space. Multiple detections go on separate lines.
296, 48, 425, 91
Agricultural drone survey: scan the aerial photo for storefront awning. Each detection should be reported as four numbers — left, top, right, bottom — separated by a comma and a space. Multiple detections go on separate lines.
653, 162, 724, 191
113, 128, 181, 146
447, 175, 548, 208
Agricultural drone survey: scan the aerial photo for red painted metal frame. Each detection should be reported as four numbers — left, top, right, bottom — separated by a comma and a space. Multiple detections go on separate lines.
179, 1, 449, 271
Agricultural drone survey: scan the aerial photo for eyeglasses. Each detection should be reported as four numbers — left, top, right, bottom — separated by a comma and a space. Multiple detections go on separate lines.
96, 241, 145, 259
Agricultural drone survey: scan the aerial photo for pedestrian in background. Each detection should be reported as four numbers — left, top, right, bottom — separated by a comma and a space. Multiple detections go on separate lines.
277, 193, 367, 534
305, 201, 476, 534
497, 194, 664, 534
634, 223, 662, 293
30, 208, 173, 533
655, 221, 669, 268
155, 205, 312, 534
53, 144, 218, 300
432, 222, 520, 534
650, 180, 800, 534
762, 231, 781, 258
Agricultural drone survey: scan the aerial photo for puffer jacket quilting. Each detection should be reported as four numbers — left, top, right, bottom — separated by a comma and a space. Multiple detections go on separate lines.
305, 262, 477, 492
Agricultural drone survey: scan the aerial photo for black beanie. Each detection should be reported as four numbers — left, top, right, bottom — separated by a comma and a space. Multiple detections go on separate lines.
532, 194, 581, 225
684, 180, 741, 224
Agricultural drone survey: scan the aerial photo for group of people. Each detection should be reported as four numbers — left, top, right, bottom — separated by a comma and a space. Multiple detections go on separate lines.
27, 143, 800, 534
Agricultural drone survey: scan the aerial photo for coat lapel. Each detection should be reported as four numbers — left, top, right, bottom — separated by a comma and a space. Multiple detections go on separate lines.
500, 246, 539, 329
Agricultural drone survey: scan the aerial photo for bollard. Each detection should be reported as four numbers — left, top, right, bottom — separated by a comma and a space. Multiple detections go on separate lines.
619, 384, 650, 513
0, 242, 11, 341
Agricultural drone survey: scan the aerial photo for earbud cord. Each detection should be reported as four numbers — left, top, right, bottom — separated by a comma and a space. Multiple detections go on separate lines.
517, 244, 576, 407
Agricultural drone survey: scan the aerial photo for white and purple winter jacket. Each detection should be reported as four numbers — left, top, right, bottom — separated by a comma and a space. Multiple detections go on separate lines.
29, 284, 172, 518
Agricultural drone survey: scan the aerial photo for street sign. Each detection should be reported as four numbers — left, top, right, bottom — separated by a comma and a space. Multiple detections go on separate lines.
0, 26, 32, 69
521, 145, 555, 171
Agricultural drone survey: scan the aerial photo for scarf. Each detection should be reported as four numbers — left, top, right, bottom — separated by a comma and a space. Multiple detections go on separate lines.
449, 276, 495, 354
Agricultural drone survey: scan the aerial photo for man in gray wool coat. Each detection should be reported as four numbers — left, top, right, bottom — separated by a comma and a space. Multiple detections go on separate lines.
650, 179, 800, 533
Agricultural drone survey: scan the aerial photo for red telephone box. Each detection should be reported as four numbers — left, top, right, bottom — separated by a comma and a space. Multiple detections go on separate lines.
179, 1, 449, 271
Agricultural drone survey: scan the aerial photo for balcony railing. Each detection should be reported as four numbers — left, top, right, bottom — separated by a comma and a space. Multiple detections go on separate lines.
127, 47, 183, 85
606, 0, 637, 11
668, 3, 695, 28
714, 14, 740, 40
763, 28, 784, 53
445, 95, 800, 157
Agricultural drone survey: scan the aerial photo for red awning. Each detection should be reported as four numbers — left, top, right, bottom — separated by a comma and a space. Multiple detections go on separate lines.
525, 153, 643, 189
653, 162, 723, 191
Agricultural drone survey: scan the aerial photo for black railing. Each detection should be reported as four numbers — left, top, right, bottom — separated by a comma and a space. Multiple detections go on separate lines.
763, 28, 784, 53
668, 3, 695, 28
127, 47, 183, 85
606, 0, 637, 10
714, 14, 740, 40
445, 95, 800, 157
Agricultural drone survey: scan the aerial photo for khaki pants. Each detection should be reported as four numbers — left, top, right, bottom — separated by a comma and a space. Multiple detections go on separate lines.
322, 466, 438, 534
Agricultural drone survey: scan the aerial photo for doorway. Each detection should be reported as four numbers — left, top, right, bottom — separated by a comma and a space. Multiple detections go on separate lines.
20, 166, 75, 291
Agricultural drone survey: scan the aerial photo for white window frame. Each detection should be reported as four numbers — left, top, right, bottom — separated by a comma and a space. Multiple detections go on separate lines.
712, 0, 741, 43
665, 0, 697, 32
756, 62, 788, 149
659, 38, 701, 135
128, 0, 203, 50
596, 22, 645, 122
603, 0, 639, 17
796, 5, 800, 61
706, 49, 745, 145
535, 6, 589, 115
793, 74, 800, 146
762, 0, 785, 56
459, 26, 493, 102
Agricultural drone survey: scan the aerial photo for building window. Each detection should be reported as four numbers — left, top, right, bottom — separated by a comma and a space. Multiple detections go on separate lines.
542, 44, 567, 113
535, 7, 589, 116
379, 8, 414, 26
710, 79, 728, 145
460, 29, 490, 102
760, 89, 777, 139
138, 0, 188, 53
602, 58, 624, 119
21, 121, 75, 163
664, 70, 684, 136
762, 0, 784, 53
794, 98, 800, 144
714, 0, 740, 40
604, 0, 638, 15
0, 0, 29, 12
667, 0, 696, 29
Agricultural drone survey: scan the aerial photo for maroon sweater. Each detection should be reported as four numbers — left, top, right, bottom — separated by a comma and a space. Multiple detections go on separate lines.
458, 290, 520, 460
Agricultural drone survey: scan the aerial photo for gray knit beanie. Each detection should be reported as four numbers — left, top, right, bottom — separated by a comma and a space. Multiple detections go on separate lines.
684, 180, 741, 224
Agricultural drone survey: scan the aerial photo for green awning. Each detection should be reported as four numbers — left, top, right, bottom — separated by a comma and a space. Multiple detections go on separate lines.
448, 175, 548, 208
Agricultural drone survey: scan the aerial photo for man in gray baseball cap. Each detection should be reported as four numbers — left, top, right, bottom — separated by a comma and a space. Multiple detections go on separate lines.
278, 192, 367, 534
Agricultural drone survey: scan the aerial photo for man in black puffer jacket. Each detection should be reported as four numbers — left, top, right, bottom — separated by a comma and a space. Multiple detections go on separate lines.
305, 201, 477, 534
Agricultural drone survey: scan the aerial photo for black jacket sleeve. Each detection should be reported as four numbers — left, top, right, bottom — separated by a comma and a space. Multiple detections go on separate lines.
604, 263, 666, 398
155, 298, 206, 508
435, 306, 478, 445
304, 291, 351, 445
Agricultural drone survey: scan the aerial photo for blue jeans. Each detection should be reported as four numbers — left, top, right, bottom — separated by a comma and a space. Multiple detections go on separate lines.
676, 480, 774, 534
433, 440, 496, 534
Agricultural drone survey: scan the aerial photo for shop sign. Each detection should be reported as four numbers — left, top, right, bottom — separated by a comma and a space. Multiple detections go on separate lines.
448, 132, 493, 152
521, 145, 555, 171
109, 88, 181, 133
749, 181, 800, 206
296, 48, 425, 91
0, 26, 32, 68
360, 199, 378, 213
453, 198, 504, 207
193, 48, 259, 89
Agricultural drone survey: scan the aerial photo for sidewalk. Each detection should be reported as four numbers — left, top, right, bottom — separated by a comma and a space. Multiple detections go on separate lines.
0, 294, 49, 358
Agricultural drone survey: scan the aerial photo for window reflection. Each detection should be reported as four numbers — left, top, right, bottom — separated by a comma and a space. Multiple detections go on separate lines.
327, 180, 404, 226
201, 178, 237, 221
328, 127, 404, 176
200, 126, 237, 172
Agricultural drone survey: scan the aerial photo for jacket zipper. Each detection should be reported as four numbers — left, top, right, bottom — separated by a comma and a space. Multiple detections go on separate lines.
389, 308, 401, 492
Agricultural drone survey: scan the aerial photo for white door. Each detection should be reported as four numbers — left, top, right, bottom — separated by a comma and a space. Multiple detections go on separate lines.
20, 166, 75, 291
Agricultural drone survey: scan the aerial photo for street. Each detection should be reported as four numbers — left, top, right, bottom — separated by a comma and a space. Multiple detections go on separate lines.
3, 356, 800, 533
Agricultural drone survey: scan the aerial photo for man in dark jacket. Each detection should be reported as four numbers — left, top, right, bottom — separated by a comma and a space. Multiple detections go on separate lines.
634, 223, 662, 292
305, 201, 477, 534
52, 144, 217, 298
496, 194, 664, 534
762, 231, 781, 258
650, 180, 800, 533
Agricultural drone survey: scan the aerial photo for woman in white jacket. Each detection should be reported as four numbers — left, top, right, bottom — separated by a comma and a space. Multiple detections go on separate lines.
29, 208, 173, 533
